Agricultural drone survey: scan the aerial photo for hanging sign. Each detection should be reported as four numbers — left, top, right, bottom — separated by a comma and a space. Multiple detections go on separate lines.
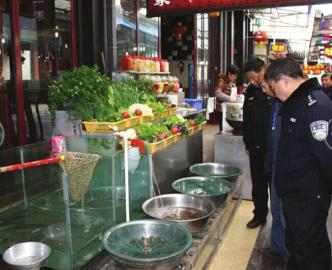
147, 0, 329, 17
270, 43, 287, 54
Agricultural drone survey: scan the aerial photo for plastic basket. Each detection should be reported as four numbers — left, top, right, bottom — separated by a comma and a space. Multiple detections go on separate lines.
168, 107, 177, 116
187, 121, 207, 136
146, 135, 177, 154
82, 117, 142, 133
60, 152, 101, 201
184, 99, 203, 111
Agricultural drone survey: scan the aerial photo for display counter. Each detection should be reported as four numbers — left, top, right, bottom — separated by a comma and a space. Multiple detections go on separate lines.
0, 138, 151, 270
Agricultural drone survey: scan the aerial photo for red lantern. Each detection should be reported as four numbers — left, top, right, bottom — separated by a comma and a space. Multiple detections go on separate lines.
253, 31, 268, 48
172, 22, 187, 41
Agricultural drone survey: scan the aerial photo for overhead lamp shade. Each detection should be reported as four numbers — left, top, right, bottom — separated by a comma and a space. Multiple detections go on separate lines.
253, 30, 268, 48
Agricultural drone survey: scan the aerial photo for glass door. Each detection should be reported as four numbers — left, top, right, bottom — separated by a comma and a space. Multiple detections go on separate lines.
18, 0, 73, 143
0, 0, 16, 149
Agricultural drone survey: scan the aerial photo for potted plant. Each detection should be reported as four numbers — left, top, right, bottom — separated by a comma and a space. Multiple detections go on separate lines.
48, 65, 111, 135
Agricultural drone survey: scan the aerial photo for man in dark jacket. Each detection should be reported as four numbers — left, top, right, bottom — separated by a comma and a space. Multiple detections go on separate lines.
321, 73, 332, 101
266, 58, 332, 270
243, 58, 272, 228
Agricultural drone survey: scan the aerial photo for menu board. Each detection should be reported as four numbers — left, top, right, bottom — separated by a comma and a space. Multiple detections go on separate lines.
147, 0, 327, 17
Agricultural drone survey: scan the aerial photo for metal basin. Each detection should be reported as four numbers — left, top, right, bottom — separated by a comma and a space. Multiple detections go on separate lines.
172, 176, 235, 207
103, 220, 192, 269
190, 163, 242, 182
142, 194, 215, 233
3, 242, 51, 270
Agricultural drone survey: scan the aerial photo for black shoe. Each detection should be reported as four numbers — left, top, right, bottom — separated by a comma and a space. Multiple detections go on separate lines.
258, 248, 287, 268
246, 217, 266, 229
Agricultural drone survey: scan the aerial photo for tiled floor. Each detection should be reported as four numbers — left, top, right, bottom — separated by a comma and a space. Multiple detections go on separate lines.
207, 200, 260, 270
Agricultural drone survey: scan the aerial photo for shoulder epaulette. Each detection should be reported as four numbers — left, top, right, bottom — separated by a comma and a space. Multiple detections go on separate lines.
307, 93, 317, 107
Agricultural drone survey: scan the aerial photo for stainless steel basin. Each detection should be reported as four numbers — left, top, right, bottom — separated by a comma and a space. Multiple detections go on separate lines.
172, 176, 235, 207
3, 242, 51, 270
103, 219, 192, 269
189, 163, 242, 182
142, 194, 215, 233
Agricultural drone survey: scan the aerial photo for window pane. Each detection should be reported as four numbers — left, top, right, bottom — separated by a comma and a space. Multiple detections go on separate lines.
138, 0, 158, 57
0, 0, 16, 148
115, 0, 137, 69
19, 0, 73, 142
197, 14, 209, 98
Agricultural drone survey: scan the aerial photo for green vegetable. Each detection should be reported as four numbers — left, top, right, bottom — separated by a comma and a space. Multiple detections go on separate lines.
49, 65, 111, 121
134, 123, 170, 143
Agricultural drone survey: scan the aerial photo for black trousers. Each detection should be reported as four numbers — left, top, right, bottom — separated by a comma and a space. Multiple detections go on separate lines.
218, 111, 223, 131
249, 149, 270, 221
283, 196, 331, 270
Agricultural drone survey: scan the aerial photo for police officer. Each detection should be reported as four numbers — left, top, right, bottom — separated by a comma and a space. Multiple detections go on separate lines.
243, 58, 272, 228
266, 58, 332, 270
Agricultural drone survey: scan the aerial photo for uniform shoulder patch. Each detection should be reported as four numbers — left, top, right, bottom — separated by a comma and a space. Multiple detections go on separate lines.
307, 94, 317, 106
310, 120, 328, 141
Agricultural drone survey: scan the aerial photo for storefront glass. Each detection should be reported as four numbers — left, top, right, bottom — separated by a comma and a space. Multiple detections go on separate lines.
18, 0, 72, 143
0, 0, 15, 148
113, 0, 159, 69
115, 0, 137, 68
138, 0, 158, 57
197, 14, 209, 98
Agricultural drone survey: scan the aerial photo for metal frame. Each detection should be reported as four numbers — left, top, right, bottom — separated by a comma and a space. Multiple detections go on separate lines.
10, 0, 26, 145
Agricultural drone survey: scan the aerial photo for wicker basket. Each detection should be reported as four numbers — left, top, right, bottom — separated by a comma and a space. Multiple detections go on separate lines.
60, 152, 101, 201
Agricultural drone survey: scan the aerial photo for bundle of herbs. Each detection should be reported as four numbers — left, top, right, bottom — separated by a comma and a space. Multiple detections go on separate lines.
49, 66, 158, 122
49, 65, 111, 121
104, 78, 157, 121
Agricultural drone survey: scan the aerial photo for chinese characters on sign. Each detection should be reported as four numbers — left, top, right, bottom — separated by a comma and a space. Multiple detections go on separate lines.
147, 0, 322, 17
154, 0, 170, 6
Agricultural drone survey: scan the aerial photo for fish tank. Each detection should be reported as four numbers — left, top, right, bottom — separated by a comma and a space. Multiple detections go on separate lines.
0, 135, 152, 269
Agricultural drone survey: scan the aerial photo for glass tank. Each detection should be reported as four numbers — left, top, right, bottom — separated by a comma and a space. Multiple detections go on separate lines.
0, 135, 152, 269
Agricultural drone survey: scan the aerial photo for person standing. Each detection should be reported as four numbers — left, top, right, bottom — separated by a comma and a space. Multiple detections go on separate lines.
215, 65, 239, 132
243, 58, 272, 228
266, 58, 332, 270
261, 79, 288, 264
321, 73, 332, 101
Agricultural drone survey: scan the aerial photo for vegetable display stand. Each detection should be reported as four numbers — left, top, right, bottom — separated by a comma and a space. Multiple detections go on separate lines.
167, 107, 177, 116
187, 121, 207, 136
82, 117, 143, 133
146, 135, 177, 154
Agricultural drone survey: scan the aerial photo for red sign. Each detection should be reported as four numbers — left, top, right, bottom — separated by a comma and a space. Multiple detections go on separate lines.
147, 0, 327, 17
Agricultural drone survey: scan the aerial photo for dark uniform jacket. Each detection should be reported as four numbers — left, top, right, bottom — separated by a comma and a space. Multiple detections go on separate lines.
276, 78, 332, 199
323, 85, 332, 101
243, 84, 272, 152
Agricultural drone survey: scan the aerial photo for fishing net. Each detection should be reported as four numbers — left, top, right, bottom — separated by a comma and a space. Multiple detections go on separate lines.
60, 152, 101, 202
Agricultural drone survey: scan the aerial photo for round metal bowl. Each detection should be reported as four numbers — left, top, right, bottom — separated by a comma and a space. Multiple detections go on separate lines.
172, 176, 235, 207
189, 163, 242, 182
142, 194, 215, 233
3, 242, 51, 270
103, 219, 192, 269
